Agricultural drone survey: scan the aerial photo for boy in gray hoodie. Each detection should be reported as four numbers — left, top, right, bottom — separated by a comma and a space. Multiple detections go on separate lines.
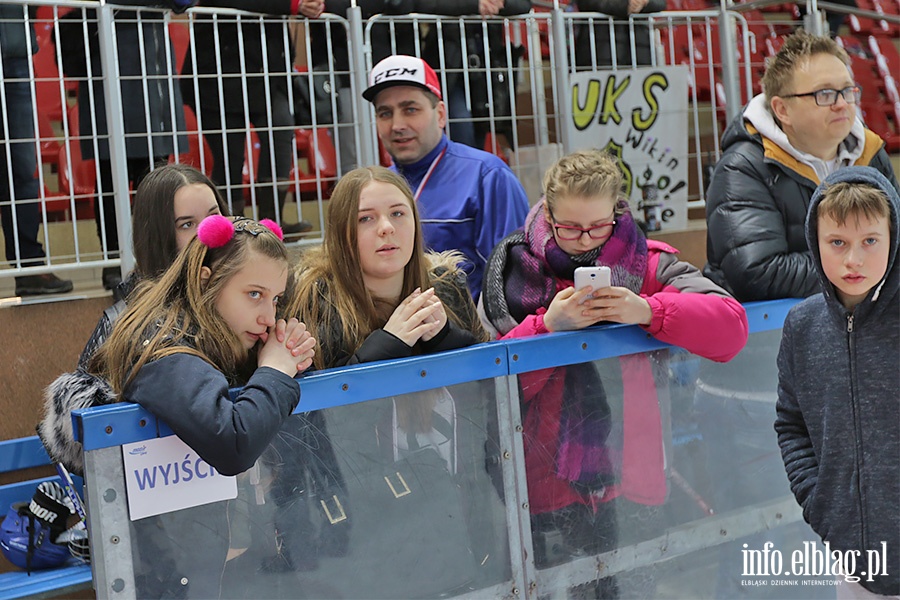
775, 166, 899, 597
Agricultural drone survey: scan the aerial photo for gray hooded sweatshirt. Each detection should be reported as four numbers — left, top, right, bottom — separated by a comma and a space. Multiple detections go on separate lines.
775, 166, 899, 595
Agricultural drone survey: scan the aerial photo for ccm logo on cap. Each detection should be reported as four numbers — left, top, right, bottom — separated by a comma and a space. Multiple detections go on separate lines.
374, 67, 418, 84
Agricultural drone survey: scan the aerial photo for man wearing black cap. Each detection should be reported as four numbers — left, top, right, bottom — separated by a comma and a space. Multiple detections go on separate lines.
364, 54, 529, 301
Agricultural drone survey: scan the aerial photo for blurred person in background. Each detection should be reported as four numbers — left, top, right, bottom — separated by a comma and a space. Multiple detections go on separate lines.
181, 0, 324, 237
0, 4, 73, 296
56, 0, 198, 292
572, 0, 666, 69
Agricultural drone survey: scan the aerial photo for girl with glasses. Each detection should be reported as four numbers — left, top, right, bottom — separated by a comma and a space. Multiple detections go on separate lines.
481, 149, 748, 341
479, 149, 749, 596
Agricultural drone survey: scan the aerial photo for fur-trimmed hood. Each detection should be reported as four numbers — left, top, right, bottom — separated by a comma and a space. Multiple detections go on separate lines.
37, 370, 117, 476
424, 250, 467, 275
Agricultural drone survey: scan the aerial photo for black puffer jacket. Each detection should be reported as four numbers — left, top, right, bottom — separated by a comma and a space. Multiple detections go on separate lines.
704, 110, 899, 301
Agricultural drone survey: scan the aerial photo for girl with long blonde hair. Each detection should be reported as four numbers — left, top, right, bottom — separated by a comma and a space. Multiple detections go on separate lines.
286, 165, 487, 369
42, 216, 316, 477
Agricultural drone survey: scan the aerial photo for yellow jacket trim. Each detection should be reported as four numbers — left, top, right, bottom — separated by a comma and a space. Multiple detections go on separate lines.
745, 123, 885, 185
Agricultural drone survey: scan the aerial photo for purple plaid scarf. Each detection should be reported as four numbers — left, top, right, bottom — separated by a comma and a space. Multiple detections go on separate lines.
483, 201, 648, 333
482, 200, 649, 488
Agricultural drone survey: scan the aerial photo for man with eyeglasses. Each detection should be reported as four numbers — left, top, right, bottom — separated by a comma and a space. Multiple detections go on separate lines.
704, 30, 898, 301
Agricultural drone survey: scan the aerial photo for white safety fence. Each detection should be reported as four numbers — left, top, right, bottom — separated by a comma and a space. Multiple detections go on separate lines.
0, 1, 753, 287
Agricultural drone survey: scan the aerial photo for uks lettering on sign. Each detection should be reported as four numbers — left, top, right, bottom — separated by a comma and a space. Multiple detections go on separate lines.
567, 66, 690, 231
122, 436, 237, 521
375, 67, 418, 84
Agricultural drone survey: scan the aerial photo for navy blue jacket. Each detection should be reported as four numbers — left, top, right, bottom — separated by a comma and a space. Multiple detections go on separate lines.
775, 167, 899, 595
127, 354, 300, 476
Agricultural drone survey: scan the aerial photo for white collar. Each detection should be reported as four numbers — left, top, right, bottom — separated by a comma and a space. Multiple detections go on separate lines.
743, 94, 866, 181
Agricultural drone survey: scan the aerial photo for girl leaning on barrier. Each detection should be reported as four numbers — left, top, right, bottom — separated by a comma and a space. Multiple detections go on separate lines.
39, 215, 316, 598
40, 213, 315, 479
40, 163, 232, 477
36, 164, 233, 597
478, 149, 749, 596
256, 166, 489, 592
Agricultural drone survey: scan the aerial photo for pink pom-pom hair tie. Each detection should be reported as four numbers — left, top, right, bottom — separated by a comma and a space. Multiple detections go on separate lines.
258, 219, 284, 241
197, 215, 286, 248
197, 215, 235, 248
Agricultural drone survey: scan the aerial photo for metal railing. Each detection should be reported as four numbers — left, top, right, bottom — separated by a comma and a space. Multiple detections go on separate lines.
1, 2, 746, 285
4, 0, 893, 285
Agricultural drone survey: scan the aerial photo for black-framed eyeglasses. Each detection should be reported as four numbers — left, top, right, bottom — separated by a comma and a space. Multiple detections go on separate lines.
782, 85, 862, 107
549, 210, 616, 241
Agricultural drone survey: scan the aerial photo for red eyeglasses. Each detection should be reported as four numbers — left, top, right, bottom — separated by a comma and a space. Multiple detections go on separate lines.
549, 210, 616, 241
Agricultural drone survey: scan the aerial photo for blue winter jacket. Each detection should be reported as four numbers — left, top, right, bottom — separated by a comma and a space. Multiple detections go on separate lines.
128, 354, 300, 476
775, 167, 899, 595
394, 135, 530, 300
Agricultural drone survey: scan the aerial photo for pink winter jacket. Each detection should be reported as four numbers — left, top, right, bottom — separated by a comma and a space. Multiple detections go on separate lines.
497, 240, 748, 514
499, 240, 748, 359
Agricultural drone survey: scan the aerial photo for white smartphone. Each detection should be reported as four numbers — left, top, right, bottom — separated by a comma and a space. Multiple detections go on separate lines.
574, 266, 612, 302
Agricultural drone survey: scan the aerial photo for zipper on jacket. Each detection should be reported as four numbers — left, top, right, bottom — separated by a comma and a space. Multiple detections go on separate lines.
847, 312, 867, 554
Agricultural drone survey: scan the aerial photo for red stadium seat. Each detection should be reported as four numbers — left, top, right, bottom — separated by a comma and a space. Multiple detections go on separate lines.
289, 128, 338, 200
483, 132, 510, 165
849, 55, 887, 101
871, 0, 900, 34
31, 23, 66, 123
860, 101, 900, 152
167, 22, 191, 75
44, 105, 96, 221
662, 25, 717, 100
848, 10, 895, 37
868, 35, 900, 76
35, 109, 61, 168
242, 125, 339, 204
661, 24, 694, 62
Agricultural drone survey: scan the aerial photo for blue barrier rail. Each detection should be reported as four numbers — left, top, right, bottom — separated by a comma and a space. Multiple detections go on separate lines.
73, 299, 798, 448
69, 298, 812, 600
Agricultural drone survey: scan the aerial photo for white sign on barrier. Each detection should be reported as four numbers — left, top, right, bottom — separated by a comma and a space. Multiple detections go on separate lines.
122, 436, 237, 520
567, 66, 690, 232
